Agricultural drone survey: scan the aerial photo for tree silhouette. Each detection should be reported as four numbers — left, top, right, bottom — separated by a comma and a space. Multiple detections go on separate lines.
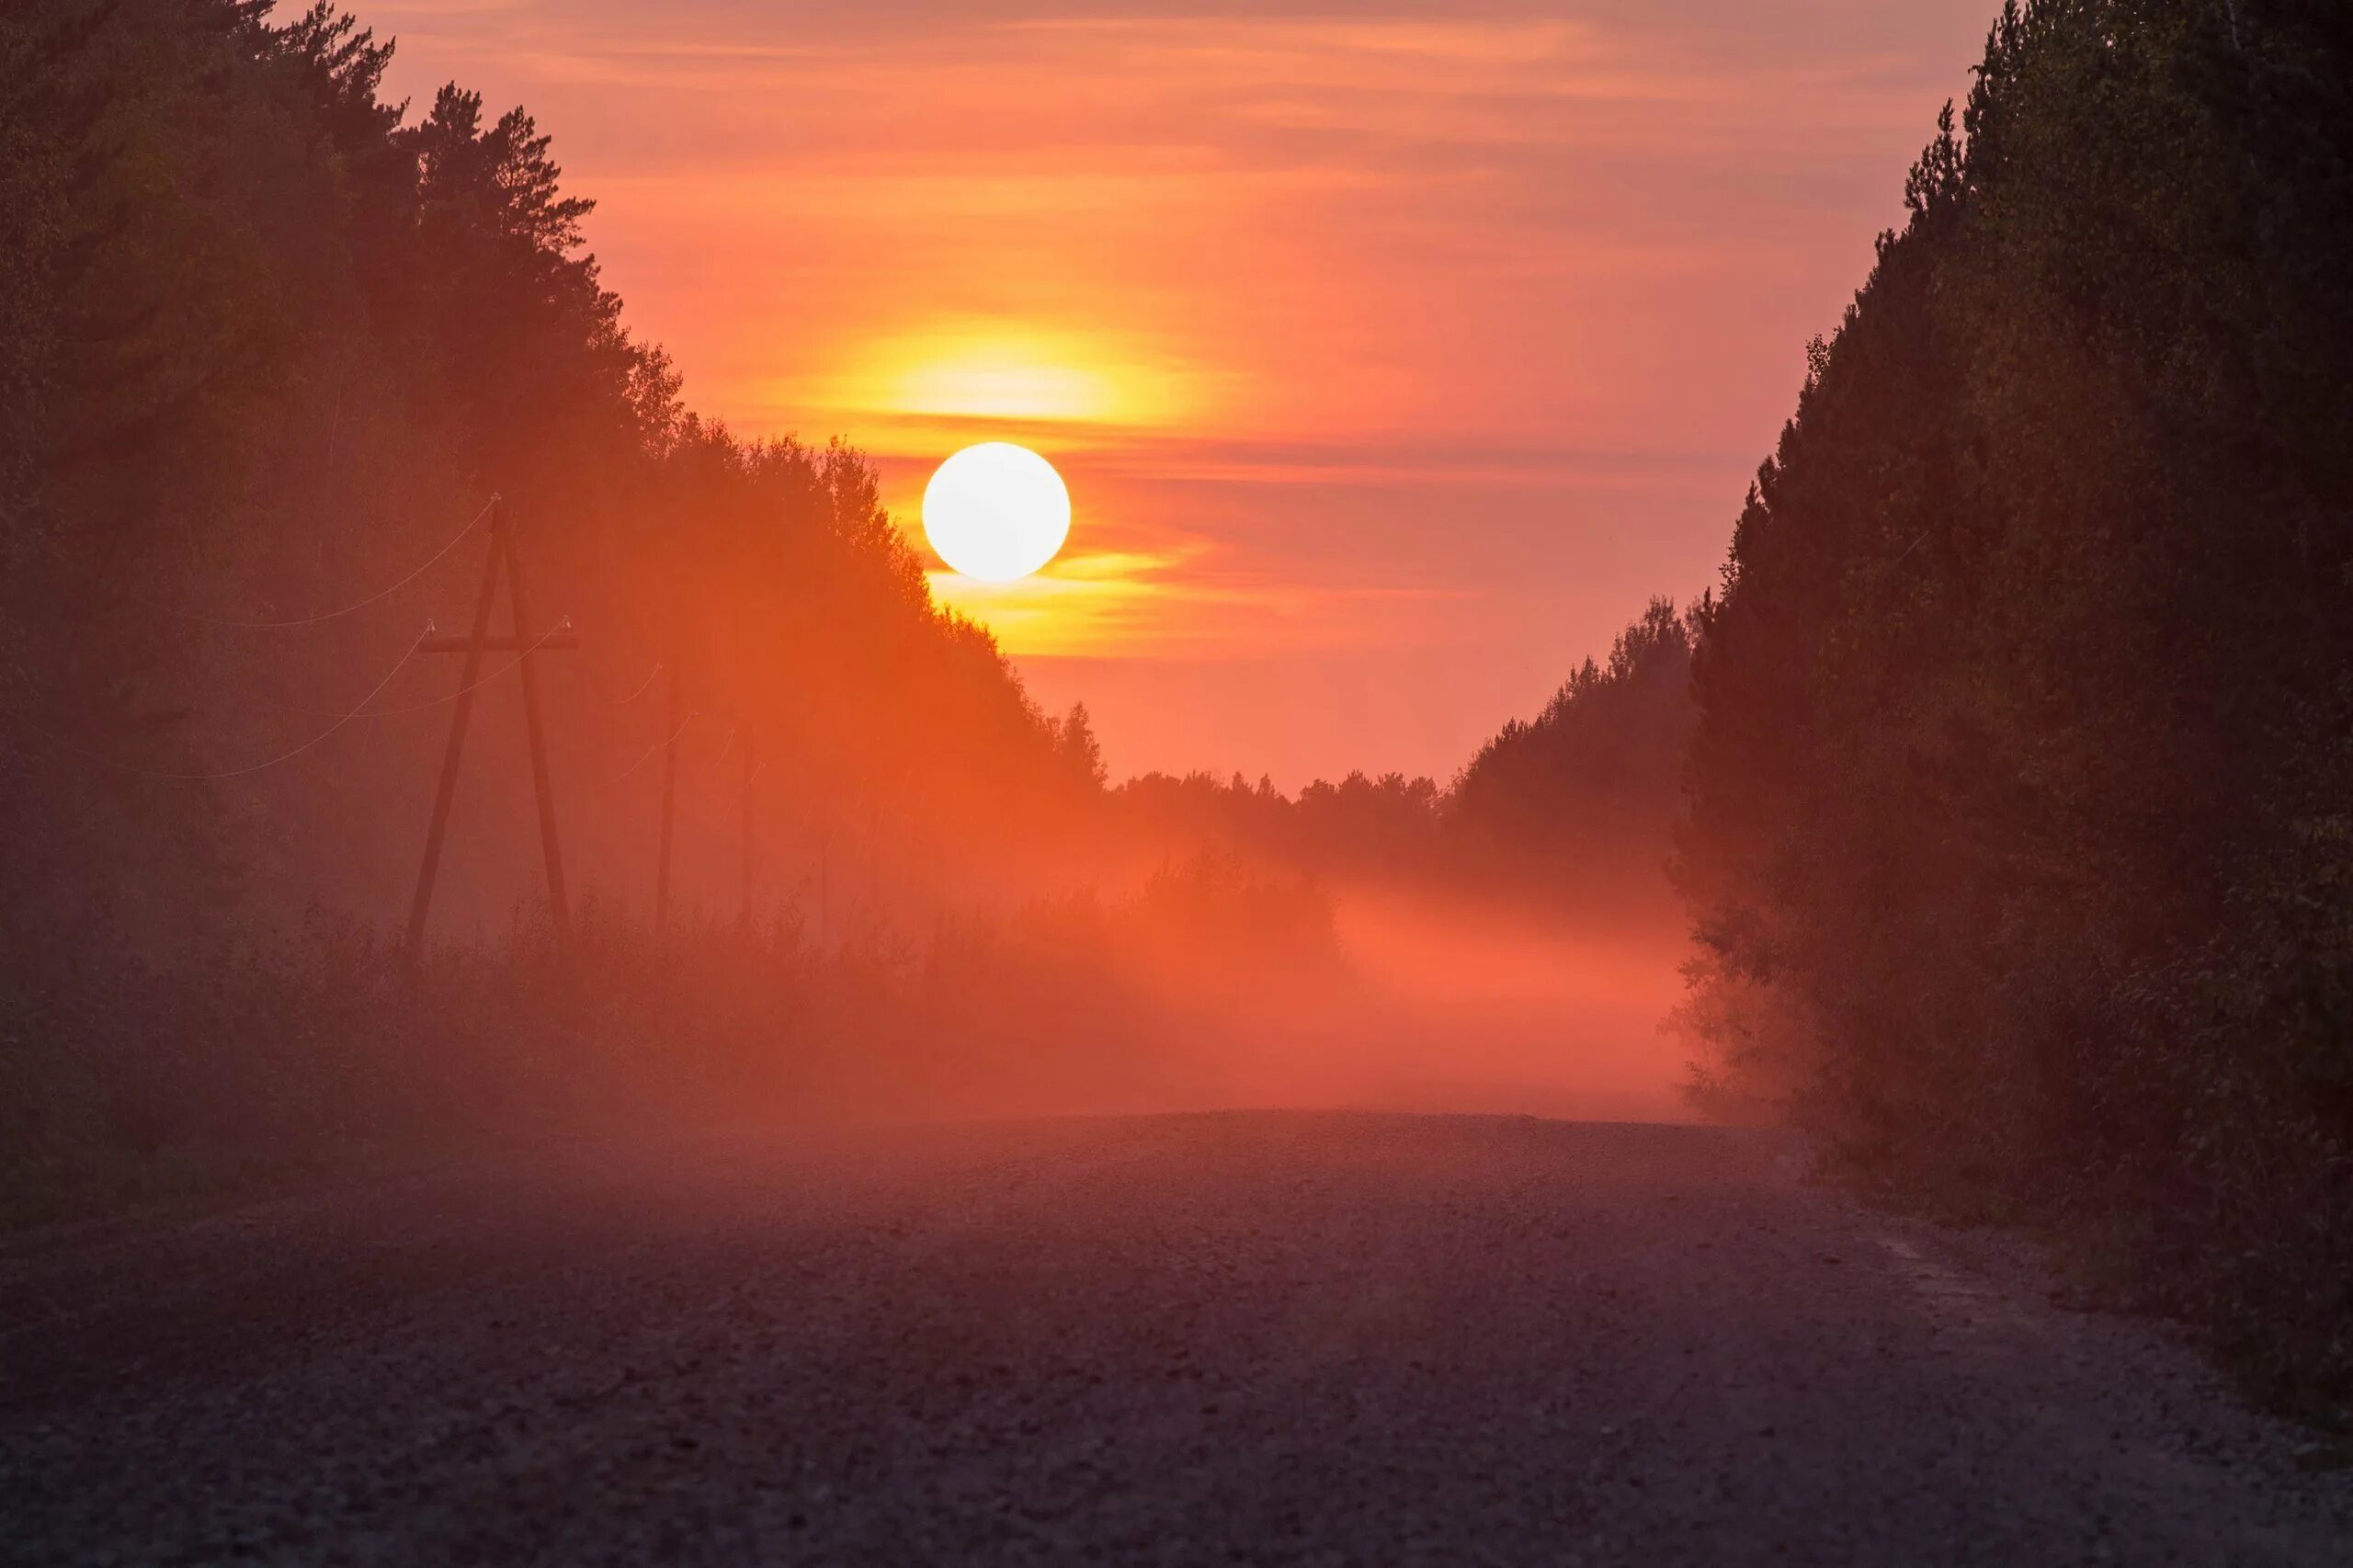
1675, 0, 2353, 1405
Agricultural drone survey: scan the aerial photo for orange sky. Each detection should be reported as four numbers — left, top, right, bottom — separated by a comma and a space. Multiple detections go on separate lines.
367, 1, 1992, 786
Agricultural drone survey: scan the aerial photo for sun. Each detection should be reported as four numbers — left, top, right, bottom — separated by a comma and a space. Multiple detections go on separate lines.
922, 442, 1072, 583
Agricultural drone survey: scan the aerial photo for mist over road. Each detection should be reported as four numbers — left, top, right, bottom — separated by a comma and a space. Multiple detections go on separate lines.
4, 1115, 2347, 1565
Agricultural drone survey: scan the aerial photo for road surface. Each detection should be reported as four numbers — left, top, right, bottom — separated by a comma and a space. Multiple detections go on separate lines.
3, 1114, 2347, 1564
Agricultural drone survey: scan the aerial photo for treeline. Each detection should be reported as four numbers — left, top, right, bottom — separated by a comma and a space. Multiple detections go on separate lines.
1104, 598, 1695, 915
1674, 0, 2353, 1407
0, 0, 1699, 1220
0, 0, 1695, 954
0, 0, 1112, 1210
0, 0, 1081, 962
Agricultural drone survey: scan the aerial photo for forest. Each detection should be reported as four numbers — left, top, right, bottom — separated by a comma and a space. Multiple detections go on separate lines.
1675, 0, 2353, 1408
0, 0, 1695, 1213
4, 0, 2349, 1411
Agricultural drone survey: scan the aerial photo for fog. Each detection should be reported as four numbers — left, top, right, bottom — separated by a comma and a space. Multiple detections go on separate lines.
687, 855, 1701, 1133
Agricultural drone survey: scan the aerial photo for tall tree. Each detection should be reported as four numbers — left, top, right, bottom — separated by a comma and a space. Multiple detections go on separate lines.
1676, 0, 2353, 1403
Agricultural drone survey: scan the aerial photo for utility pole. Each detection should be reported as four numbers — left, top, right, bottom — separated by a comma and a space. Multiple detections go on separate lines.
404, 497, 578, 964
499, 504, 570, 951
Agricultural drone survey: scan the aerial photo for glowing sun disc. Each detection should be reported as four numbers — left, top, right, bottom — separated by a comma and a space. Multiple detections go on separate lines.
922, 442, 1072, 583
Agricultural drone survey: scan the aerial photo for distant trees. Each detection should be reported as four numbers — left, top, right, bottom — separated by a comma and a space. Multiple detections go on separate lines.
1108, 768, 1437, 877
1051, 703, 1108, 791
1296, 771, 1442, 868
1449, 597, 1693, 913
1674, 0, 2353, 1405
1097, 597, 1697, 912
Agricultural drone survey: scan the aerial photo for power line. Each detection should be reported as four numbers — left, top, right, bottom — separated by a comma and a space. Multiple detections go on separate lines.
609, 710, 698, 784
173, 499, 494, 630
595, 662, 663, 708
256, 624, 569, 720
352, 625, 567, 717
46, 629, 430, 782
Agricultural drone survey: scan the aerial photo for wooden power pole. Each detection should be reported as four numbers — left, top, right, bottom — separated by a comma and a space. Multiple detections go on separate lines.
404, 497, 579, 963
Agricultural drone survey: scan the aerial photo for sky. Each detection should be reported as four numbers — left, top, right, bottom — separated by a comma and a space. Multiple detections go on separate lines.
364, 0, 1994, 786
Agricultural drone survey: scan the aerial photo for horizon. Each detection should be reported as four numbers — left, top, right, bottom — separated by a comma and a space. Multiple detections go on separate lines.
362, 0, 1994, 787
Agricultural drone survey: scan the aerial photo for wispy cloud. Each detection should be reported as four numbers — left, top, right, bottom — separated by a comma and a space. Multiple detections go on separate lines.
364, 0, 1990, 775
927, 542, 1467, 658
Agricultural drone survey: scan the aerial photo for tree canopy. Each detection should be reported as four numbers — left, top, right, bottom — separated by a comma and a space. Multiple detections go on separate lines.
1675, 0, 2353, 1407
0, 0, 1074, 955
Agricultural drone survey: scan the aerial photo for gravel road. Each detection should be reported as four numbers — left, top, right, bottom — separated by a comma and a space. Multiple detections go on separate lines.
3, 1113, 2347, 1565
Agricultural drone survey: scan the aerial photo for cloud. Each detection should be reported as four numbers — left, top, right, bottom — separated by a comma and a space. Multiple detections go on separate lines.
926, 540, 1466, 659
364, 0, 1991, 773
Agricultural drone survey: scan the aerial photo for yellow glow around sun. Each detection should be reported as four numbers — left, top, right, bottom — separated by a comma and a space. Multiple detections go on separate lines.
926, 549, 1186, 656
898, 356, 1118, 424
824, 322, 1195, 429
923, 442, 1072, 583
